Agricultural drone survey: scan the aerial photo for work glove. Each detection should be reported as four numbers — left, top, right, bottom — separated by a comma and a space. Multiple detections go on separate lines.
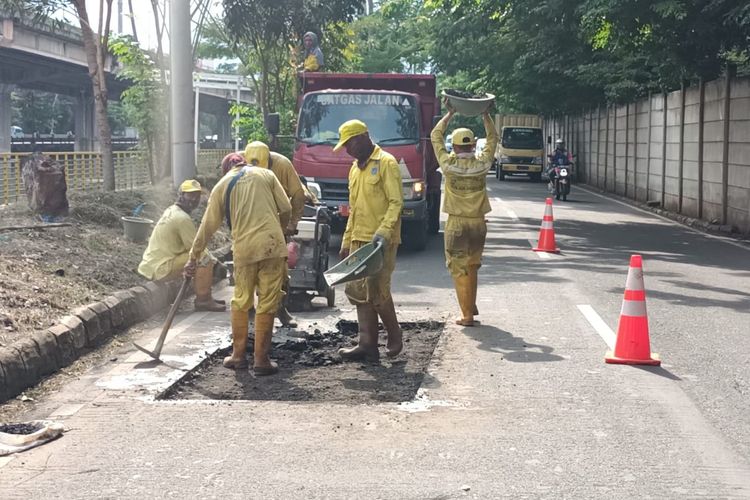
371, 233, 387, 248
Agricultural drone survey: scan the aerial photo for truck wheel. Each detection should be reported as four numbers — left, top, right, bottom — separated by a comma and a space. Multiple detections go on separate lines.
531, 173, 541, 182
404, 220, 428, 251
497, 169, 505, 181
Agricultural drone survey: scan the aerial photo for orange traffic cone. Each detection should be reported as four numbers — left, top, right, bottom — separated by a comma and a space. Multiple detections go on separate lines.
605, 255, 660, 366
533, 198, 560, 253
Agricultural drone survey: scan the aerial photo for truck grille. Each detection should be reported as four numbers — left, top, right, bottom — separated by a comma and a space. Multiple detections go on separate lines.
318, 180, 349, 201
508, 156, 533, 164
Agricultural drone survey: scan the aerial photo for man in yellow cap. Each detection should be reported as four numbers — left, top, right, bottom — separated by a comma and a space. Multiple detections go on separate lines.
243, 141, 306, 328
138, 179, 226, 312
185, 164, 292, 375
334, 119, 403, 362
431, 100, 497, 326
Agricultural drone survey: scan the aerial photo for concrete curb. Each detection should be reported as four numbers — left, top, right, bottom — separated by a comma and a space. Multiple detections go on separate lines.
0, 246, 231, 403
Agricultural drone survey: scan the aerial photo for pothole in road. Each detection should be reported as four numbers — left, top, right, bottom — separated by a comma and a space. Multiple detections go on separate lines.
162, 320, 444, 404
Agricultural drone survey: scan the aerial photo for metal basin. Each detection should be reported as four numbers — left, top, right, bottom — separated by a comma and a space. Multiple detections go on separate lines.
324, 242, 384, 287
441, 91, 495, 116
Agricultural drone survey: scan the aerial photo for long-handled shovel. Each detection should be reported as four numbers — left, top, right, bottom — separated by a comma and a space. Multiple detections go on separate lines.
133, 277, 192, 361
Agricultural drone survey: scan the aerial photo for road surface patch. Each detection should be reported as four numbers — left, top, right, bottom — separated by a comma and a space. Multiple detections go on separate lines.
163, 321, 444, 404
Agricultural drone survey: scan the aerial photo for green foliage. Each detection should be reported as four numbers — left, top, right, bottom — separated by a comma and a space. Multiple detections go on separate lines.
229, 103, 269, 144
109, 35, 167, 180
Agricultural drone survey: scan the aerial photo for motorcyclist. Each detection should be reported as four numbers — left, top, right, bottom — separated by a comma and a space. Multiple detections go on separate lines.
546, 139, 572, 190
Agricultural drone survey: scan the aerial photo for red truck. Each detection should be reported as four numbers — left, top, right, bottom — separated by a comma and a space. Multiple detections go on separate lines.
290, 72, 441, 251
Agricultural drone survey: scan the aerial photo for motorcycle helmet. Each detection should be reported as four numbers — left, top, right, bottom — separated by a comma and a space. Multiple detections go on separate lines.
555, 138, 565, 149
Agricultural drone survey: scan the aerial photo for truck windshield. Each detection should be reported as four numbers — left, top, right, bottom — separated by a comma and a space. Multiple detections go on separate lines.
502, 127, 543, 149
298, 93, 419, 146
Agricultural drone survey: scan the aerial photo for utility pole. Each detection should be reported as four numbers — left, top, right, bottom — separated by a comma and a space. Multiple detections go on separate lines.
170, 0, 196, 187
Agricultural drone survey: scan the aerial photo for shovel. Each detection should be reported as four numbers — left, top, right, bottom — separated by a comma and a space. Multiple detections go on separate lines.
133, 277, 192, 361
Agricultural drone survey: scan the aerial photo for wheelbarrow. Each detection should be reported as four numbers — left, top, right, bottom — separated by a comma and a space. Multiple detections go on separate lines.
324, 241, 384, 288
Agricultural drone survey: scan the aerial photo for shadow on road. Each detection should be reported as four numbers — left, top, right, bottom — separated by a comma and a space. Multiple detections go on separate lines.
463, 325, 564, 363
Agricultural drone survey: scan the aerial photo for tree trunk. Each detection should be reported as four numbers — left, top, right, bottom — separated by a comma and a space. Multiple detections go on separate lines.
74, 0, 116, 191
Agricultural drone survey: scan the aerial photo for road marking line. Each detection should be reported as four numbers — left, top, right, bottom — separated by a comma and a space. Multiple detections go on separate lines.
492, 196, 520, 221
576, 185, 750, 252
577, 304, 616, 349
528, 239, 551, 259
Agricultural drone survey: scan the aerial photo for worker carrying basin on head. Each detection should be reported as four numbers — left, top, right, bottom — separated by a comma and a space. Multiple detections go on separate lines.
335, 119, 403, 362
137, 179, 226, 313
184, 157, 292, 376
431, 97, 498, 327
243, 142, 306, 328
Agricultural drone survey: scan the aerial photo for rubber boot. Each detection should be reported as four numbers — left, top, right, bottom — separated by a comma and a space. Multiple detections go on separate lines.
469, 266, 479, 316
453, 274, 475, 326
193, 263, 226, 312
376, 298, 403, 358
253, 313, 278, 376
338, 305, 380, 362
223, 309, 249, 369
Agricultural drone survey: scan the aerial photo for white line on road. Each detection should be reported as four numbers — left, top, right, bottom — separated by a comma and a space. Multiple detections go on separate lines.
492, 197, 520, 221
528, 239, 551, 259
576, 304, 616, 349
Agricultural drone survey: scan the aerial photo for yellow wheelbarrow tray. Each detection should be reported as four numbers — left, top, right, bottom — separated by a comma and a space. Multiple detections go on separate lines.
324, 241, 384, 287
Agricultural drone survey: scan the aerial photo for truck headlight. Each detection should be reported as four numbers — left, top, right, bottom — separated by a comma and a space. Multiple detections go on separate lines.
402, 180, 424, 200
499, 155, 510, 163
307, 181, 322, 199
531, 156, 543, 164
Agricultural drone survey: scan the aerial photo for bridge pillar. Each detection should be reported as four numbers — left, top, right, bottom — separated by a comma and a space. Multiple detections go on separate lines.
0, 84, 13, 152
216, 105, 233, 150
74, 93, 99, 151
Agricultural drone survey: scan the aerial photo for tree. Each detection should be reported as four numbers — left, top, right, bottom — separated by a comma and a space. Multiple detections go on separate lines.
109, 35, 168, 182
11, 90, 75, 134
217, 0, 364, 118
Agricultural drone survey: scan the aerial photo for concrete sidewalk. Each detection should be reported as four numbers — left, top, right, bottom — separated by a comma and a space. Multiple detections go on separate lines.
1, 182, 750, 499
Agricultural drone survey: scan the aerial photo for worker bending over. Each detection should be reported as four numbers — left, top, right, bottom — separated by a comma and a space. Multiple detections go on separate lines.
431, 102, 498, 326
138, 179, 225, 312
185, 162, 292, 376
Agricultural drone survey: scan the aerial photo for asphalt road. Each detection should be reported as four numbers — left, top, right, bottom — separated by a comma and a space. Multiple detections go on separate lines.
1, 175, 749, 499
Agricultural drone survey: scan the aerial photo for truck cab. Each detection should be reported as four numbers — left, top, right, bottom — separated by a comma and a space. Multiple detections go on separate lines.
494, 114, 545, 182
292, 73, 441, 251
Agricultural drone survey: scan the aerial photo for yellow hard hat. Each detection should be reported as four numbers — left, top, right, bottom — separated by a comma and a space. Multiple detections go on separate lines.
179, 179, 202, 193
244, 141, 270, 168
451, 128, 476, 146
333, 119, 368, 152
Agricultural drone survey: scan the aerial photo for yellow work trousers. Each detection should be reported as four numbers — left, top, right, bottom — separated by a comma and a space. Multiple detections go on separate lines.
156, 252, 210, 282
232, 257, 286, 314
345, 240, 398, 307
444, 215, 487, 277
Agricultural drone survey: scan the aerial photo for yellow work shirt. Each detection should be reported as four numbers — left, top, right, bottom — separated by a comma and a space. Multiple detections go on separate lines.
431, 113, 498, 217
342, 146, 403, 247
138, 204, 204, 280
269, 152, 305, 228
190, 167, 292, 266
303, 53, 320, 71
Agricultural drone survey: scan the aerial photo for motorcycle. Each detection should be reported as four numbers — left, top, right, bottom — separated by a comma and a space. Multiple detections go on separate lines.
547, 156, 573, 201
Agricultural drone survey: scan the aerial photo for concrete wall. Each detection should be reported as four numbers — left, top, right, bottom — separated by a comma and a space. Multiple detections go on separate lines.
548, 74, 750, 234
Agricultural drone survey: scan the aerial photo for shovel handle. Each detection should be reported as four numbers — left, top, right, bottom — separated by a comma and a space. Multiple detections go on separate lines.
151, 277, 192, 358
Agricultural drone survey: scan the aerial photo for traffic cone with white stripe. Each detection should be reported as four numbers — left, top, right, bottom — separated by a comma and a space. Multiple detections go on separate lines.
533, 198, 560, 253
605, 255, 660, 366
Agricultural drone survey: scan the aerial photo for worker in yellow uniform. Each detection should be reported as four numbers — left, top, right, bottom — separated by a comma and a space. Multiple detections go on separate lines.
430, 101, 498, 326
244, 141, 306, 328
335, 120, 403, 362
300, 32, 324, 72
137, 179, 225, 312
184, 164, 292, 376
